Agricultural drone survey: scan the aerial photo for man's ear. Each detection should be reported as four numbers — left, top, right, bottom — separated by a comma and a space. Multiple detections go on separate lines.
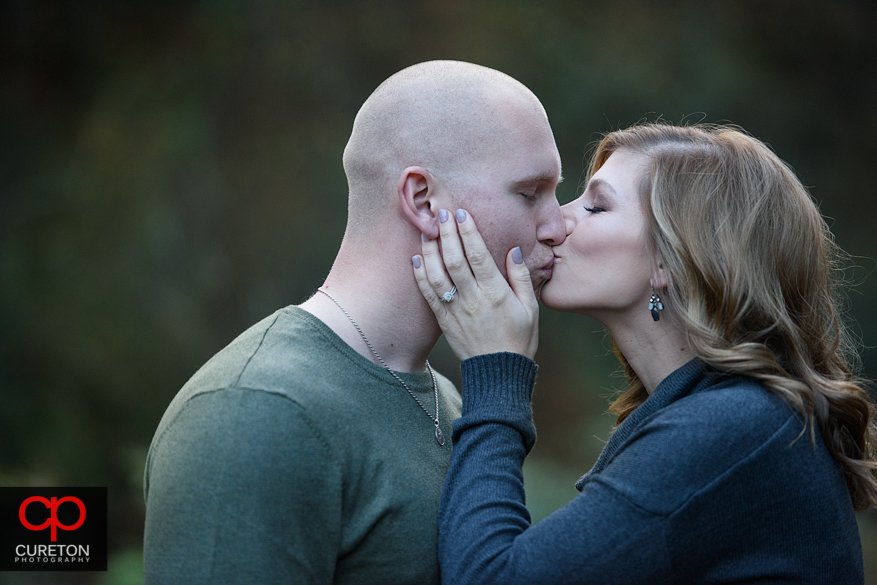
398, 166, 439, 239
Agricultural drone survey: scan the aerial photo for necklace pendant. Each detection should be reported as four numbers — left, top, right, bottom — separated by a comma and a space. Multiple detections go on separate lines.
435, 425, 445, 446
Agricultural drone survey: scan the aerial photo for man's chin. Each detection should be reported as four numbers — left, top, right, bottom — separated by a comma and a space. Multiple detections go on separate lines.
528, 265, 552, 294
532, 277, 547, 301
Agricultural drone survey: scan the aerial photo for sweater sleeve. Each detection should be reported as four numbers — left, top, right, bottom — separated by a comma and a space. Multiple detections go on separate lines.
143, 387, 342, 584
438, 353, 671, 585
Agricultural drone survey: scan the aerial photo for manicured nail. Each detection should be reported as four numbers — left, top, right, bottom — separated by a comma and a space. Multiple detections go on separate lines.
439, 209, 449, 223
512, 247, 523, 264
456, 209, 466, 223
412, 255, 421, 268
422, 233, 430, 242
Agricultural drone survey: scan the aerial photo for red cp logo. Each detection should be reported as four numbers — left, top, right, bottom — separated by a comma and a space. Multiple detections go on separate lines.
19, 496, 86, 542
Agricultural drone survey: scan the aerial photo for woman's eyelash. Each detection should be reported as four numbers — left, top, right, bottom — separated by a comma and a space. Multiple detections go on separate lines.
584, 206, 605, 213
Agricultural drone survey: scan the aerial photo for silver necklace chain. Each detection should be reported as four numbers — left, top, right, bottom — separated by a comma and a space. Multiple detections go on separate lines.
316, 288, 445, 446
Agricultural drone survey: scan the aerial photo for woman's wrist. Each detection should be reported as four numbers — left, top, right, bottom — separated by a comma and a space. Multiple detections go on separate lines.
460, 352, 538, 411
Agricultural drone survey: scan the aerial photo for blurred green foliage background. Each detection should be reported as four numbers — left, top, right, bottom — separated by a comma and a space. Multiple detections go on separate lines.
2, 0, 876, 582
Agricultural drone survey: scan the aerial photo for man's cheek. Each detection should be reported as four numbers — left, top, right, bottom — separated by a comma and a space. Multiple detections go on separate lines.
478, 233, 510, 274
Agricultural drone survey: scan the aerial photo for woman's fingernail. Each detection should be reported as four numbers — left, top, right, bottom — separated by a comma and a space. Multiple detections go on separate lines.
412, 255, 421, 268
512, 247, 523, 264
439, 209, 449, 223
456, 209, 466, 223
422, 233, 430, 242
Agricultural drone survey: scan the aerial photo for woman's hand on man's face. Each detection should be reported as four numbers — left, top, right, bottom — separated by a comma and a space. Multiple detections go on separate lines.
412, 209, 539, 361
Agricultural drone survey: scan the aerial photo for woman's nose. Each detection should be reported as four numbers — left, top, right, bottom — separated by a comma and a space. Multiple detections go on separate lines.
561, 204, 576, 236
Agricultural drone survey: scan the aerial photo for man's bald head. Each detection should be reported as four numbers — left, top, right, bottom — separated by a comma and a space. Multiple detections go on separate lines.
342, 61, 550, 233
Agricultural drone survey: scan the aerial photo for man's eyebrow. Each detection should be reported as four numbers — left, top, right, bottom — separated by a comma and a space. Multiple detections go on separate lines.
511, 172, 564, 186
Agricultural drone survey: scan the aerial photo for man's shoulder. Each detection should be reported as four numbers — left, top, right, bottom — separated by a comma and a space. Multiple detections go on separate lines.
178, 306, 352, 401
148, 306, 357, 448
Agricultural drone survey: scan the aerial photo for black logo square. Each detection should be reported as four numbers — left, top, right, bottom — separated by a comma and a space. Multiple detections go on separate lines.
0, 487, 107, 571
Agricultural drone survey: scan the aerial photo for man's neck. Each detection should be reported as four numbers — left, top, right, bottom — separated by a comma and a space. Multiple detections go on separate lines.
299, 245, 442, 373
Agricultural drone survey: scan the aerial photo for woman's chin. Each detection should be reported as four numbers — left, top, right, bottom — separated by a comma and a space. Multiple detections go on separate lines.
539, 282, 571, 312
540, 282, 595, 316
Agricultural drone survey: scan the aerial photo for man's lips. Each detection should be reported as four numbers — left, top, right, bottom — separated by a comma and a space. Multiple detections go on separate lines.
538, 256, 554, 280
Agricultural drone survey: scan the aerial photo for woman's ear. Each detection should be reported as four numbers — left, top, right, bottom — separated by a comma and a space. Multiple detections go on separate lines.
398, 166, 439, 239
650, 258, 668, 290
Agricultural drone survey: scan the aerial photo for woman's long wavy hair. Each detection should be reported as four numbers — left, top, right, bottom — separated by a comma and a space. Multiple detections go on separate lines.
595, 123, 877, 510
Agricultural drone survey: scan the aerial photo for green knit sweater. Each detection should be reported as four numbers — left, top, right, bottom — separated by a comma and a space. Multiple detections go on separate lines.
143, 306, 461, 584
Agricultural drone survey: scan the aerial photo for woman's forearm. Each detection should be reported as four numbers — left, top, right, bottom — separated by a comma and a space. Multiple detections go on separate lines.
438, 352, 537, 584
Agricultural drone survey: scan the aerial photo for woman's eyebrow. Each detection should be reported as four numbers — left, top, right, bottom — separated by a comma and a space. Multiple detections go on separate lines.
585, 178, 617, 196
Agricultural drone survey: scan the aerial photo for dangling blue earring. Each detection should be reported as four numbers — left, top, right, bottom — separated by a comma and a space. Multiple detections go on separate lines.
649, 288, 664, 321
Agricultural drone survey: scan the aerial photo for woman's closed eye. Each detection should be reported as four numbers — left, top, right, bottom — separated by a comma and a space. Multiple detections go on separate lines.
584, 206, 605, 214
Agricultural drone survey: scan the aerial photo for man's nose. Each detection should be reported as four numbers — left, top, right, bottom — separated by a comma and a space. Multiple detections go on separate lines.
537, 202, 566, 246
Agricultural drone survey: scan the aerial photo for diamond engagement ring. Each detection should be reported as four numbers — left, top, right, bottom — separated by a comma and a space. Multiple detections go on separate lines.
440, 286, 457, 303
